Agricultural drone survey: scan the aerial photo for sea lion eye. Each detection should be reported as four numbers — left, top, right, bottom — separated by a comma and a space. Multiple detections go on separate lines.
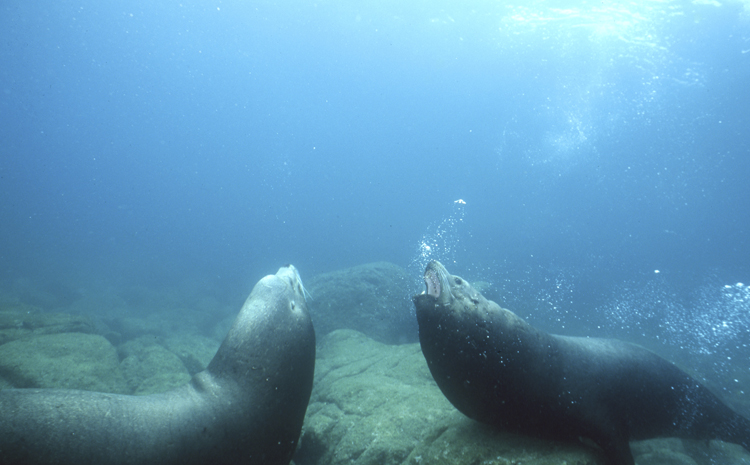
455, 278, 462, 285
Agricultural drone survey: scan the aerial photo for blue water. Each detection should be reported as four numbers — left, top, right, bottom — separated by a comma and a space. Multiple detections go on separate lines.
1, 0, 750, 358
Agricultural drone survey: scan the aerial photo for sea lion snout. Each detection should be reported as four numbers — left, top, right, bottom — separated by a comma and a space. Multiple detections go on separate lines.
275, 264, 312, 305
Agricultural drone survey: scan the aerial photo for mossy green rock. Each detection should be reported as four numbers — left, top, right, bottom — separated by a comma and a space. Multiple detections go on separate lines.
163, 335, 220, 375
119, 336, 190, 395
307, 262, 416, 344
652, 438, 750, 465
211, 314, 234, 342
299, 330, 449, 464
0, 333, 127, 393
0, 306, 96, 345
110, 308, 210, 342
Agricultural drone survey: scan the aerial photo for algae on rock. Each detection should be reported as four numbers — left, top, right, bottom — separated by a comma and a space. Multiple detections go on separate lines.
306, 262, 416, 344
0, 306, 96, 345
0, 332, 128, 393
163, 334, 220, 375
118, 335, 191, 394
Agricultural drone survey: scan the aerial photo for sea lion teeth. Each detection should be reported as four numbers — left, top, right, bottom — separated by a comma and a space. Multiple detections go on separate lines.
425, 269, 441, 297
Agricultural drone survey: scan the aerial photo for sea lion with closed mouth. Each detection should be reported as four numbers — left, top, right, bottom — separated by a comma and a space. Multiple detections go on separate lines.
413, 260, 750, 465
0, 265, 315, 465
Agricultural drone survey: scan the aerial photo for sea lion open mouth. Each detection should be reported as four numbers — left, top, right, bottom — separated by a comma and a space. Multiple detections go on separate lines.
424, 268, 441, 297
423, 260, 452, 300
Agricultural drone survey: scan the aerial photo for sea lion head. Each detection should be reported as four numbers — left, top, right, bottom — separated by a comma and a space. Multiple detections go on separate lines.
208, 264, 315, 388
414, 260, 488, 318
413, 260, 520, 424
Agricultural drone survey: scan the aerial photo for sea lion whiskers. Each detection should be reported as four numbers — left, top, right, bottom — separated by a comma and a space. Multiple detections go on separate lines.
295, 267, 314, 301
298, 274, 313, 302
301, 282, 313, 302
283, 264, 313, 302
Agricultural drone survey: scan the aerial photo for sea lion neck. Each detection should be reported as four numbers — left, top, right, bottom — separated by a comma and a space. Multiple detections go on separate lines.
207, 265, 313, 384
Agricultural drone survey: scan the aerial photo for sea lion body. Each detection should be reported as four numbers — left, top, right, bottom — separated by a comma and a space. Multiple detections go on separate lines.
413, 260, 750, 465
0, 265, 315, 465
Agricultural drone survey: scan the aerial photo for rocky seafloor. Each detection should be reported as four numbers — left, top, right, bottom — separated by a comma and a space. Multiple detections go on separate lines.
1, 262, 749, 465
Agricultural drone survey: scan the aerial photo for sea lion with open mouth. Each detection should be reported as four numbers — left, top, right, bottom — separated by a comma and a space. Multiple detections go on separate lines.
413, 260, 750, 465
0, 265, 315, 465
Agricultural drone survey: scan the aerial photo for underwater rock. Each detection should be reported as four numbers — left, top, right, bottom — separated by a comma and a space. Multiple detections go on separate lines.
295, 330, 452, 465
9, 277, 81, 310
106, 307, 211, 342
306, 262, 416, 344
211, 314, 235, 341
681, 438, 750, 465
107, 315, 166, 340
403, 421, 601, 465
296, 330, 602, 465
631, 439, 698, 465
0, 305, 96, 345
630, 432, 750, 465
163, 334, 220, 375
118, 335, 191, 394
0, 332, 128, 393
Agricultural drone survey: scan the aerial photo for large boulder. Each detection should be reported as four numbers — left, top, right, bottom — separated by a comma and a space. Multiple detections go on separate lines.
0, 305, 96, 345
296, 330, 749, 465
0, 332, 128, 393
162, 334, 220, 375
118, 336, 191, 395
104, 308, 214, 342
307, 262, 417, 344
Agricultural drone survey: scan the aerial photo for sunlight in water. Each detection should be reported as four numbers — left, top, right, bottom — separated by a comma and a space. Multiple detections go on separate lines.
503, 2, 656, 45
